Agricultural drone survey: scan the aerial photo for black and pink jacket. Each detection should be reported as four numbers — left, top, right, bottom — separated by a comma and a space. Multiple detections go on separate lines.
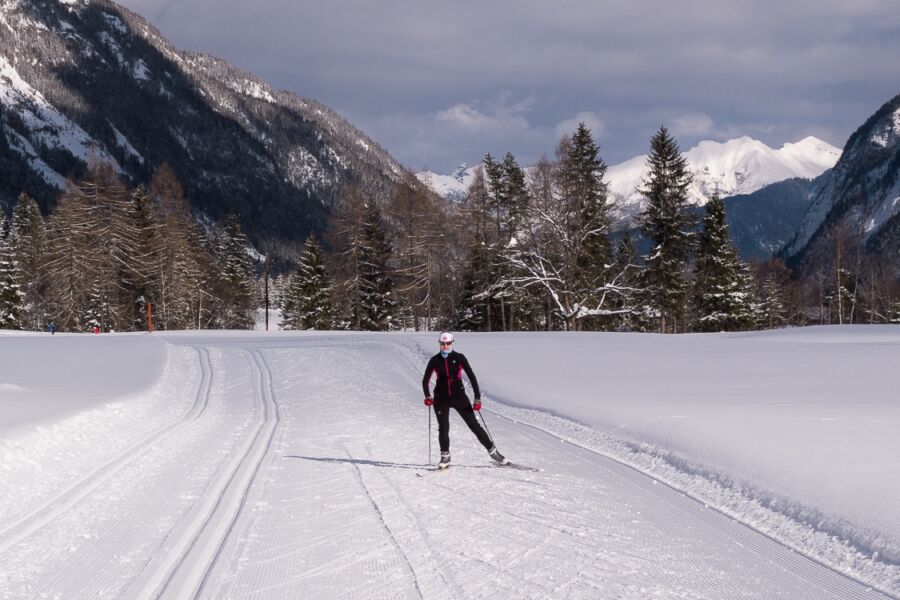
422, 351, 481, 401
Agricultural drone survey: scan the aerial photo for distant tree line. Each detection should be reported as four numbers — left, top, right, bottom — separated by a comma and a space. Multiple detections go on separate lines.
0, 163, 256, 332
3, 125, 899, 333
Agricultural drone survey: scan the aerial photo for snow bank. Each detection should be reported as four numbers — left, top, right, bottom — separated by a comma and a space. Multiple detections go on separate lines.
0, 332, 168, 434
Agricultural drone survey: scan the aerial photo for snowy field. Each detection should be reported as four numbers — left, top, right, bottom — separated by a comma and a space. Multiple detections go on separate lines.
0, 326, 897, 599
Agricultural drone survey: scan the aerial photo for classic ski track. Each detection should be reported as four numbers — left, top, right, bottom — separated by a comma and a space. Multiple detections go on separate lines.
378, 337, 893, 600
137, 347, 280, 600
0, 345, 213, 556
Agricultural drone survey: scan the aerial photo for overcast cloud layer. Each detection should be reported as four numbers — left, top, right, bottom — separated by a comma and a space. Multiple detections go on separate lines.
117, 0, 899, 172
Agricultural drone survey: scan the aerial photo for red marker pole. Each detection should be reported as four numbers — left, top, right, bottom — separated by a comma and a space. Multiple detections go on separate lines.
148, 303, 153, 333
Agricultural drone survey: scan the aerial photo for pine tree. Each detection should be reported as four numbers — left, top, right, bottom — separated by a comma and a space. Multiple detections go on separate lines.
638, 126, 695, 333
757, 273, 786, 329
455, 240, 491, 330
356, 201, 395, 330
0, 214, 24, 329
483, 153, 507, 240
281, 233, 334, 330
331, 189, 396, 331
146, 165, 205, 330
501, 152, 529, 236
558, 123, 613, 328
8, 193, 47, 329
691, 194, 755, 331
610, 233, 642, 331
219, 214, 256, 329
452, 167, 491, 331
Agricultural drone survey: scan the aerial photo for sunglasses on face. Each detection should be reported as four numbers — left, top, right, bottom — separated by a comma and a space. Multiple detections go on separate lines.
440, 341, 452, 347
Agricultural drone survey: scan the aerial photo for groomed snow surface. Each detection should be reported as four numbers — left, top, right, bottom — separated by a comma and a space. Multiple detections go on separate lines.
0, 327, 897, 599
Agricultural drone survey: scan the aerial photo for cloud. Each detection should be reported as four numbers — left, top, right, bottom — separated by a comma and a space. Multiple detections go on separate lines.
436, 104, 491, 130
554, 112, 606, 141
115, 0, 900, 170
671, 113, 715, 137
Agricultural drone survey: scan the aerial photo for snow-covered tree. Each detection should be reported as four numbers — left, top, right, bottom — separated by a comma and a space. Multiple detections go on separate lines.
756, 273, 786, 329
8, 193, 48, 329
0, 214, 24, 329
691, 194, 755, 331
219, 214, 256, 329
281, 233, 334, 330
498, 137, 636, 331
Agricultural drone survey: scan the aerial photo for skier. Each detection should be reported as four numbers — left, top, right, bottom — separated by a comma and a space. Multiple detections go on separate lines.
422, 331, 508, 469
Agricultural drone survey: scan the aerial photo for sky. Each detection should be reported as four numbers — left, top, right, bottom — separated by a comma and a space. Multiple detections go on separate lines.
115, 0, 900, 173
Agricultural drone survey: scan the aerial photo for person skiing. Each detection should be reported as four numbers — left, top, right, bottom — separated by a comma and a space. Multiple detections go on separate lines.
422, 331, 508, 469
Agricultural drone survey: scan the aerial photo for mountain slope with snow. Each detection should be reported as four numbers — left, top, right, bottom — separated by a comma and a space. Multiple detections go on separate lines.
415, 163, 479, 202
0, 0, 410, 255
783, 93, 900, 274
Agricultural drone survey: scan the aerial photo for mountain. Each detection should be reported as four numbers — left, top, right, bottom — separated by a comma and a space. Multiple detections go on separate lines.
782, 93, 900, 274
615, 178, 817, 261
606, 135, 839, 222
0, 0, 410, 256
417, 136, 839, 220
720, 178, 818, 260
415, 163, 478, 202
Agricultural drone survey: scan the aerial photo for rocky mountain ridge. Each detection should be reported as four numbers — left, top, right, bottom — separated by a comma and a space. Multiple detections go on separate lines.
783, 93, 900, 273
0, 0, 410, 257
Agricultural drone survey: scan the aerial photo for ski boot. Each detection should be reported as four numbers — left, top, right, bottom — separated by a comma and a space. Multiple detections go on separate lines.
438, 451, 451, 469
488, 446, 509, 465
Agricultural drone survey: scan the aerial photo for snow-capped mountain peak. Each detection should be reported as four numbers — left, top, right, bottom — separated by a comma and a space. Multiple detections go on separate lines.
607, 135, 841, 219
415, 163, 479, 201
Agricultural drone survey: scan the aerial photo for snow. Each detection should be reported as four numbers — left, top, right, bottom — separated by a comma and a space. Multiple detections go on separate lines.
416, 163, 479, 201
0, 56, 124, 183
110, 123, 144, 164
606, 136, 841, 219
0, 327, 897, 598
132, 58, 151, 82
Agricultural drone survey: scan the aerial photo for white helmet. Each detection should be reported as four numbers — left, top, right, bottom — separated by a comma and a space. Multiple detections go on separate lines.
438, 331, 454, 344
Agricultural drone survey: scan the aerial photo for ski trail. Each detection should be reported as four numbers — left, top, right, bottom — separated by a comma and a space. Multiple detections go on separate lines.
208, 343, 425, 599
131, 348, 280, 600
0, 345, 212, 555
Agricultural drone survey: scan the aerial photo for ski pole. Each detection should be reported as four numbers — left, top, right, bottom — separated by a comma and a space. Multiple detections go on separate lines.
477, 409, 494, 445
428, 407, 432, 465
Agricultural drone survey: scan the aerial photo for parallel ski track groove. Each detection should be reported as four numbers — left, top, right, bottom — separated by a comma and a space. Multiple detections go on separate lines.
147, 348, 280, 600
0, 345, 213, 556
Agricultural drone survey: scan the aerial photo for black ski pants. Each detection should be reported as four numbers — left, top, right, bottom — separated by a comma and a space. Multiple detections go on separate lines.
434, 395, 493, 453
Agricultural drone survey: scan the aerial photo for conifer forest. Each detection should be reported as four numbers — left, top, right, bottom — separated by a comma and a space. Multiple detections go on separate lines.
1, 125, 897, 333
